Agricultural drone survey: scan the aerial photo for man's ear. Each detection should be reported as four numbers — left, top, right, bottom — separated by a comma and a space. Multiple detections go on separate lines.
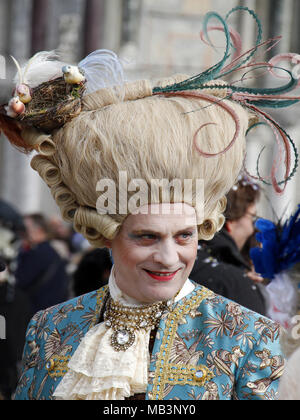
103, 239, 112, 248
225, 221, 232, 233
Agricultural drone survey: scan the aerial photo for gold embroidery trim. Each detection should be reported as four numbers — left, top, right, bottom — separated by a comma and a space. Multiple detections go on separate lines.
166, 364, 214, 387
89, 285, 108, 329
45, 287, 108, 379
45, 355, 71, 378
150, 287, 214, 400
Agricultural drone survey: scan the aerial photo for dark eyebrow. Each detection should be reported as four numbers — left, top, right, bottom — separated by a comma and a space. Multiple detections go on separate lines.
129, 230, 161, 237
176, 226, 197, 234
130, 226, 197, 236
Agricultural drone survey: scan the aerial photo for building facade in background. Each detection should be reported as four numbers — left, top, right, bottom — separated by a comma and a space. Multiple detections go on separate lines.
0, 0, 299, 220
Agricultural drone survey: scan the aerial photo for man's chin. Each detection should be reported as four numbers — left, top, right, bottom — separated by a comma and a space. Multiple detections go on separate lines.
141, 284, 182, 304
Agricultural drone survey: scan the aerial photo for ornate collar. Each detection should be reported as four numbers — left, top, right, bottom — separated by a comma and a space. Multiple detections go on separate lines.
104, 294, 171, 351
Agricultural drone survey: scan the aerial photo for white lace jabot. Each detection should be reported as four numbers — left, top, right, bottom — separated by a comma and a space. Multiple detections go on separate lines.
53, 267, 195, 400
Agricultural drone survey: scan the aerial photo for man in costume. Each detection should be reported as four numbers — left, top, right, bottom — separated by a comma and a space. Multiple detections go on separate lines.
1, 7, 299, 400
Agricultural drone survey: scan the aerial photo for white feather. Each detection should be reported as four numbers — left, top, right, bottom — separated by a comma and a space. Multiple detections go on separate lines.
11, 49, 126, 96
13, 50, 67, 88
10, 56, 23, 85
78, 49, 126, 95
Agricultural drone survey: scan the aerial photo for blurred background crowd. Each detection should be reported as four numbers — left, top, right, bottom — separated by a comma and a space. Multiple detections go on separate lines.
0, 200, 113, 399
0, 0, 300, 400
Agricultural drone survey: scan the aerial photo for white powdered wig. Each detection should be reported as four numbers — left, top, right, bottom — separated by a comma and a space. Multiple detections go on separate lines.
78, 49, 126, 95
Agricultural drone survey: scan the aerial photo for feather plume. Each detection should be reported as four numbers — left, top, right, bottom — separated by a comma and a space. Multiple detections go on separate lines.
152, 6, 300, 193
12, 49, 126, 95
10, 55, 23, 85
250, 205, 300, 279
13, 51, 67, 88
78, 49, 126, 95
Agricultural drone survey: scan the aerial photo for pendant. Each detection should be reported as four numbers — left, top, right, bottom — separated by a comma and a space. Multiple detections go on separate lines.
111, 328, 135, 351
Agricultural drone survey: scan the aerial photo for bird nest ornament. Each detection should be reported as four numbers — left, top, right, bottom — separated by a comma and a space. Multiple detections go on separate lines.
0, 50, 125, 152
0, 51, 90, 151
13, 76, 86, 133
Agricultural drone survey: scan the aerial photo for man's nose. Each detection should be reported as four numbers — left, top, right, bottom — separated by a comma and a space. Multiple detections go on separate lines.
152, 239, 179, 267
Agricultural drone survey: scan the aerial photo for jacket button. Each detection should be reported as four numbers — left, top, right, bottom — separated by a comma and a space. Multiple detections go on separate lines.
194, 369, 206, 381
45, 358, 55, 372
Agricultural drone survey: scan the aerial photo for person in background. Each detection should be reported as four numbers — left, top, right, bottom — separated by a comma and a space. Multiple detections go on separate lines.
72, 248, 112, 296
250, 206, 300, 330
15, 213, 70, 316
0, 256, 5, 272
249, 211, 300, 399
48, 216, 77, 257
190, 176, 266, 315
0, 223, 31, 400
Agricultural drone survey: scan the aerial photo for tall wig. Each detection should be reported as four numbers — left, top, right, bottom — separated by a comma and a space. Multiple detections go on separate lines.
2, 7, 299, 247
22, 76, 249, 246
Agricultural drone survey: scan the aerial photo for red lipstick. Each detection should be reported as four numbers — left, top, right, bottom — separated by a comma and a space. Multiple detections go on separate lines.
144, 269, 180, 282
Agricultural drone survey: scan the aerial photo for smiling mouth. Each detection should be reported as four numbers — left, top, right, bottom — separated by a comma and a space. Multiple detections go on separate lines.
144, 269, 181, 281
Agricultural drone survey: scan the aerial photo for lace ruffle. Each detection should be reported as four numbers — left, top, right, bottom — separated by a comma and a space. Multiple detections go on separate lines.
53, 322, 149, 400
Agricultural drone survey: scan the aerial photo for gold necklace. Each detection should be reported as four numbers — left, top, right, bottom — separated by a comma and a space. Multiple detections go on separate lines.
103, 296, 172, 351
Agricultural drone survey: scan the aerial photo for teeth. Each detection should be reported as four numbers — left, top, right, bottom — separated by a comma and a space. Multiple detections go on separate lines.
148, 271, 175, 276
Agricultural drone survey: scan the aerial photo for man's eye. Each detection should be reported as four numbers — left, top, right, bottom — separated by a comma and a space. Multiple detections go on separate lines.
176, 232, 194, 242
181, 232, 192, 238
140, 234, 156, 240
181, 232, 193, 238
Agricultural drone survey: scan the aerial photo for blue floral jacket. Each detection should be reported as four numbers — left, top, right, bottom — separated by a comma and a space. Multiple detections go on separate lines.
14, 283, 284, 400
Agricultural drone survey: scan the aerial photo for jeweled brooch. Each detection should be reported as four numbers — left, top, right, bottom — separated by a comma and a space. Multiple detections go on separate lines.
104, 296, 171, 351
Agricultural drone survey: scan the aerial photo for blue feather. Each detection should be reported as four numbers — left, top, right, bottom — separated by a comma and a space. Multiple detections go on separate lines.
251, 205, 300, 280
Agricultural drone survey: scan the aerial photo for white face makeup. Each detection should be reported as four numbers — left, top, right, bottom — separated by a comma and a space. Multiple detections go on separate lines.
108, 203, 198, 303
